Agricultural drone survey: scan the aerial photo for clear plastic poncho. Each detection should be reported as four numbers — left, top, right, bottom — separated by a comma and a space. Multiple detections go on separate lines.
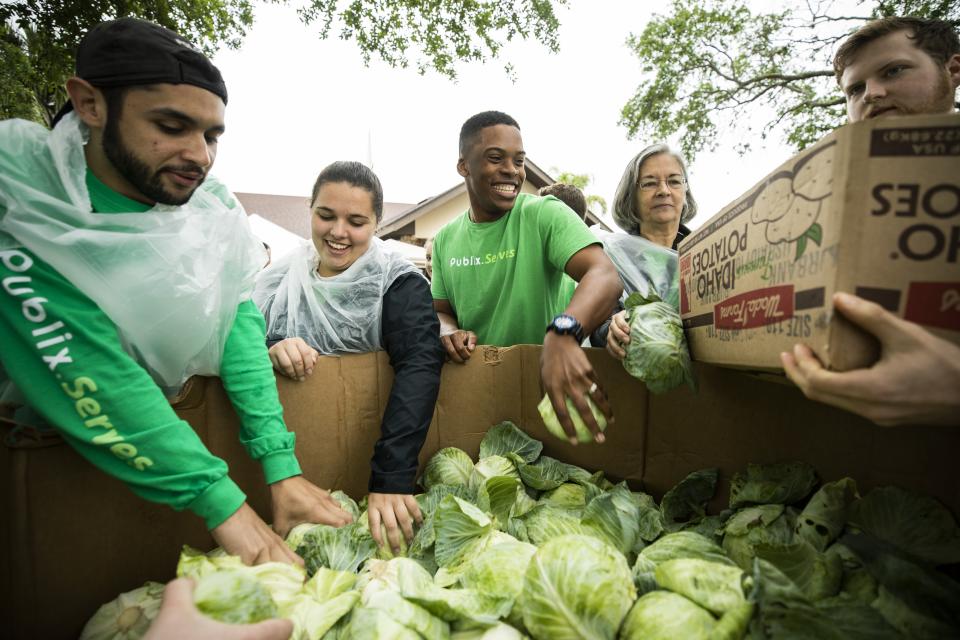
0, 113, 265, 393
253, 237, 423, 354
592, 227, 680, 310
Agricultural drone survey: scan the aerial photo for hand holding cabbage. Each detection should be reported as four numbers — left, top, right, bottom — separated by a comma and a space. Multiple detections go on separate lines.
141, 578, 293, 640
539, 330, 612, 444
619, 292, 695, 394
270, 476, 355, 540
366, 493, 424, 555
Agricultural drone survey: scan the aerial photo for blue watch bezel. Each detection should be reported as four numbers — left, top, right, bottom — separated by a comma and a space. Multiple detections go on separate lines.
546, 314, 584, 343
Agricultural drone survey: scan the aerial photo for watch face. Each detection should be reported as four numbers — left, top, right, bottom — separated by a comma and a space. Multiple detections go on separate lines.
554, 315, 575, 330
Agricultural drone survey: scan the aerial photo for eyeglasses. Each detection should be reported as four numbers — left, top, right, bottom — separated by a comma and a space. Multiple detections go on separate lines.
638, 177, 686, 191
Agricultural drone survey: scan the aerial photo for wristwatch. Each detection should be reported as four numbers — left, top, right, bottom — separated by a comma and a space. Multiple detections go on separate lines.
546, 314, 584, 343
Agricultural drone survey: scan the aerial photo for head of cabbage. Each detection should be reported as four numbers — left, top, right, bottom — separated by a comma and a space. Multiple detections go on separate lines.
537, 393, 607, 443
518, 534, 636, 640
622, 292, 695, 394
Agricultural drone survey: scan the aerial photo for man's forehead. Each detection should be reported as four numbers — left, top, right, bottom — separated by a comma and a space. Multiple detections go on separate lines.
841, 30, 925, 82
478, 124, 523, 147
121, 83, 226, 123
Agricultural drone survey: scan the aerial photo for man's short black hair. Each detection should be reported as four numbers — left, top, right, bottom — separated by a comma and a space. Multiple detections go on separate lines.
459, 111, 520, 157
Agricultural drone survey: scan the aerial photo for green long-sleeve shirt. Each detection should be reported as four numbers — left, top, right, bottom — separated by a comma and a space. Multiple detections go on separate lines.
0, 171, 301, 529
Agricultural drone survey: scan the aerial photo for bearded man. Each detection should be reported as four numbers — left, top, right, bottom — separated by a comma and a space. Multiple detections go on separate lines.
0, 18, 352, 566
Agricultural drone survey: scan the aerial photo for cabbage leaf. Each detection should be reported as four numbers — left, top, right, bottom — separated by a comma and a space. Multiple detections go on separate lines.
729, 462, 817, 508
654, 558, 745, 615
421, 448, 476, 490
479, 421, 543, 463
518, 534, 635, 640
660, 467, 718, 532
619, 591, 715, 640
847, 486, 960, 565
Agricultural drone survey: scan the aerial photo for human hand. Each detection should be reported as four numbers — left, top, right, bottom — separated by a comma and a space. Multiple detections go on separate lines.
211, 503, 303, 567
367, 493, 423, 554
143, 578, 293, 640
268, 338, 319, 381
270, 475, 354, 539
781, 292, 960, 427
440, 329, 477, 364
605, 310, 631, 361
540, 331, 613, 444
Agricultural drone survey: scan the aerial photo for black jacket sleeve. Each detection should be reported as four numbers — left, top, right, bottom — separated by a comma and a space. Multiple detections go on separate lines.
370, 272, 444, 493
590, 299, 625, 348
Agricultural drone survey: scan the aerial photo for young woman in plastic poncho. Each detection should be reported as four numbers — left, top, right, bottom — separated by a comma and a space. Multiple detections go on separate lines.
591, 144, 698, 359
253, 161, 444, 554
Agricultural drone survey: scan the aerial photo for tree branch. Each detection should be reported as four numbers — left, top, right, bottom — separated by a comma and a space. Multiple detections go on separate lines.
742, 69, 834, 83
704, 41, 736, 71
704, 58, 738, 85
773, 96, 846, 126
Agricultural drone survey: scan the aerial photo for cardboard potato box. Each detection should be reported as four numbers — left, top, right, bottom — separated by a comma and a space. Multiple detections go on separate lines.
678, 113, 960, 371
3, 346, 959, 639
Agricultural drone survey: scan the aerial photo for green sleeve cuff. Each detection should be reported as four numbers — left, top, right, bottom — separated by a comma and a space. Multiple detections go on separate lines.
261, 450, 303, 485
189, 475, 247, 530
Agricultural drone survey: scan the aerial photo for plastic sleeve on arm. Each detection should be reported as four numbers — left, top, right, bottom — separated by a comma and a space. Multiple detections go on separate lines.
0, 247, 245, 530
220, 299, 302, 484
372, 274, 444, 494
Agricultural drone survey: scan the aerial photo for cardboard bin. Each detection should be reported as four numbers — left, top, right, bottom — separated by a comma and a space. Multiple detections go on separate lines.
678, 113, 960, 371
3, 346, 959, 639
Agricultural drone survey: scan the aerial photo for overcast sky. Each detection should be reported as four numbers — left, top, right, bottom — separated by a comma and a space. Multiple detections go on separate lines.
211, 1, 802, 231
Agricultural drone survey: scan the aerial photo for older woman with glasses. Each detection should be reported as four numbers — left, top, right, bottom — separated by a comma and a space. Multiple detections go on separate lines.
592, 144, 698, 359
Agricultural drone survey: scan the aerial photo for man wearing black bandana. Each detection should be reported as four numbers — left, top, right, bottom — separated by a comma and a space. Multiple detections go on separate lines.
0, 18, 353, 567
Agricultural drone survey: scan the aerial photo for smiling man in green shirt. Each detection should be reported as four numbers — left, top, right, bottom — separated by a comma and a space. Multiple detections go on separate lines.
431, 111, 623, 444
0, 18, 351, 566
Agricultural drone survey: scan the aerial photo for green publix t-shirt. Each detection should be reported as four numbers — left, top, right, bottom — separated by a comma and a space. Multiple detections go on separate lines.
431, 193, 598, 346
0, 170, 301, 529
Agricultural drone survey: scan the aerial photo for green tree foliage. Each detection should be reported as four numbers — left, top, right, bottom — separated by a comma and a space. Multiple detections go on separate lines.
1, 0, 257, 126
298, 0, 567, 79
619, 0, 959, 161
2, 0, 568, 126
0, 26, 43, 122
553, 170, 608, 215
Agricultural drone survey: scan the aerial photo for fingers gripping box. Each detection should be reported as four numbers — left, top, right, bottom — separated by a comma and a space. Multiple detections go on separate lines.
678, 114, 960, 371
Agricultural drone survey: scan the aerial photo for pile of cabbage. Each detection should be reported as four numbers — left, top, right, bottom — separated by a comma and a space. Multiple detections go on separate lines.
82, 423, 960, 639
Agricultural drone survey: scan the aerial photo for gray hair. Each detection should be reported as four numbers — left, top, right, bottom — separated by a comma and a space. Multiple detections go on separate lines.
612, 144, 698, 235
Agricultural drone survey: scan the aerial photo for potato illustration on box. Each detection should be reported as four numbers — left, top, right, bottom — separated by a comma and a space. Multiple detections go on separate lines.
746, 142, 835, 260
766, 196, 820, 245
750, 173, 793, 225
792, 144, 834, 200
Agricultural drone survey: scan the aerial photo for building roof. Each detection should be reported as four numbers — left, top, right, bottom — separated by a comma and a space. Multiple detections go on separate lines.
236, 156, 610, 240
375, 158, 611, 237
236, 192, 414, 239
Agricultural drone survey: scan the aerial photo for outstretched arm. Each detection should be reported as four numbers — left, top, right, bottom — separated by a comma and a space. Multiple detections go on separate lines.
781, 292, 960, 427
541, 245, 622, 444
368, 274, 442, 553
